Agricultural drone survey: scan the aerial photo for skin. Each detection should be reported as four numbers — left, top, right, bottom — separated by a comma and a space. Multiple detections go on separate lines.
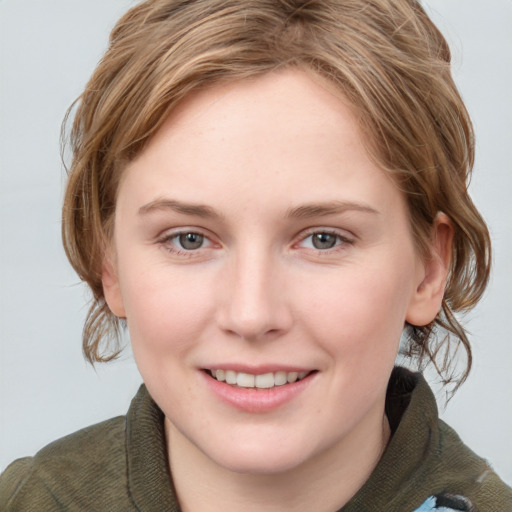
103, 69, 452, 511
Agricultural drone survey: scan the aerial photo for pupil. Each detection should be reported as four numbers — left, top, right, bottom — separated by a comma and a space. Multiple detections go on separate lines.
179, 233, 203, 250
313, 233, 336, 250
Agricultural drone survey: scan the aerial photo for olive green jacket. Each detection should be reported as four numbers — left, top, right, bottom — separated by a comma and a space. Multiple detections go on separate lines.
1, 368, 511, 511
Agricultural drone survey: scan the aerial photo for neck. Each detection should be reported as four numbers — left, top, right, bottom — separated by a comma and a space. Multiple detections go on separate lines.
165, 408, 390, 512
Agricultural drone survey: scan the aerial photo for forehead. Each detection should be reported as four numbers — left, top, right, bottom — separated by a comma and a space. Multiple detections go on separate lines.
119, 69, 405, 223
160, 68, 351, 135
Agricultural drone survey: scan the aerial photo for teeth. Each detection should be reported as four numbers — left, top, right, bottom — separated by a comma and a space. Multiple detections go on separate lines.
237, 373, 255, 388
274, 371, 287, 386
255, 373, 274, 389
225, 370, 237, 385
287, 372, 298, 383
209, 369, 311, 389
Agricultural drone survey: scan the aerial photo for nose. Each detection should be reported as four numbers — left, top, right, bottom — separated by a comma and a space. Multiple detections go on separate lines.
216, 246, 292, 341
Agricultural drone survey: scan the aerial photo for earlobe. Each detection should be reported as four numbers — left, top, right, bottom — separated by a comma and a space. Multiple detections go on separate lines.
405, 213, 453, 326
102, 254, 126, 318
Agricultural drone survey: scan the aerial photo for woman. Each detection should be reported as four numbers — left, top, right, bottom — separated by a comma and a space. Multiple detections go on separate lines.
1, 1, 511, 510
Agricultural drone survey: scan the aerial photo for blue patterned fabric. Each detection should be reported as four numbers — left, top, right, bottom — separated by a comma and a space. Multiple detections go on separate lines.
414, 496, 438, 511
413, 494, 473, 511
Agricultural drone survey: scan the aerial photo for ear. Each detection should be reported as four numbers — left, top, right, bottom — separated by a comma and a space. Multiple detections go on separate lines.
405, 213, 453, 326
102, 252, 126, 318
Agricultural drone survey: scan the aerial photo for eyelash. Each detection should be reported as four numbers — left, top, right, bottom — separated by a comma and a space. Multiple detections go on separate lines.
157, 230, 214, 257
297, 229, 354, 253
156, 228, 355, 257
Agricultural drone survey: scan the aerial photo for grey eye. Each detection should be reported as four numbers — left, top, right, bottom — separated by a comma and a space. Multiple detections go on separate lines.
311, 233, 338, 250
178, 232, 204, 250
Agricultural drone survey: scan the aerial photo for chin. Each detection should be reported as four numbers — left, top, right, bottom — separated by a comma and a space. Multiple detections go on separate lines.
215, 452, 307, 476
202, 436, 317, 476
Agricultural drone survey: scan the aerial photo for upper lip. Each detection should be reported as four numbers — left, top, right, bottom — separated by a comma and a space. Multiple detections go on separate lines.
201, 364, 315, 374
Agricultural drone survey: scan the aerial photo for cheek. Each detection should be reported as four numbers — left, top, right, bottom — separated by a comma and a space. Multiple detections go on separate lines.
295, 260, 414, 357
118, 262, 215, 355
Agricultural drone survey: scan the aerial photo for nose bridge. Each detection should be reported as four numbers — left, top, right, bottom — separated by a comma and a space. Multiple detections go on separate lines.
218, 241, 289, 340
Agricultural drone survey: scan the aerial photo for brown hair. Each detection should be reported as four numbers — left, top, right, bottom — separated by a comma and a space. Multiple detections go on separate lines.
62, 0, 491, 389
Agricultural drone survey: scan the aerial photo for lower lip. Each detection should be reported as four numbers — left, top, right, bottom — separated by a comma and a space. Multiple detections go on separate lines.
201, 371, 316, 413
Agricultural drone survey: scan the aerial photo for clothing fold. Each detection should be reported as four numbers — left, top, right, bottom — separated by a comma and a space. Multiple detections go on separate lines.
1, 367, 511, 511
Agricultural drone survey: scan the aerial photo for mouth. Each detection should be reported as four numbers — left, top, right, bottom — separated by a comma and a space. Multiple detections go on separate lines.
204, 369, 316, 389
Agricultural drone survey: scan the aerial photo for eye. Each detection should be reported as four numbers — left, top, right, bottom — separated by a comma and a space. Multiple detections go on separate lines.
176, 232, 206, 250
310, 232, 338, 250
299, 231, 352, 251
159, 230, 213, 254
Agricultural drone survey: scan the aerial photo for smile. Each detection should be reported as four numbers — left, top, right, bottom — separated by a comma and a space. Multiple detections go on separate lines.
207, 369, 312, 389
202, 367, 317, 412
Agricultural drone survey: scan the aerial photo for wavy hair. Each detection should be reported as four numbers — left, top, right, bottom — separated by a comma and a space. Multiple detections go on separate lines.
62, 0, 491, 389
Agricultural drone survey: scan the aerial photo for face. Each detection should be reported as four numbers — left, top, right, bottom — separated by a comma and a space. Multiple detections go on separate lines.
104, 69, 445, 475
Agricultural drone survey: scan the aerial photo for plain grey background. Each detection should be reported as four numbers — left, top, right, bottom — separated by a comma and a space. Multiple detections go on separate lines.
1, 0, 511, 484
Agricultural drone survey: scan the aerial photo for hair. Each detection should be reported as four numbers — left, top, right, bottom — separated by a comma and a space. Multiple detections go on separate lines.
62, 0, 491, 390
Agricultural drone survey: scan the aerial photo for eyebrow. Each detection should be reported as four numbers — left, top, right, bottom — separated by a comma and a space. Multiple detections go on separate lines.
286, 201, 379, 219
138, 198, 379, 220
138, 198, 221, 218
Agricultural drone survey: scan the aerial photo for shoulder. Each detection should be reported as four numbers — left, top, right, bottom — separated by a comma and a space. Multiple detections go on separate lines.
379, 368, 512, 511
0, 415, 135, 511
433, 418, 512, 510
